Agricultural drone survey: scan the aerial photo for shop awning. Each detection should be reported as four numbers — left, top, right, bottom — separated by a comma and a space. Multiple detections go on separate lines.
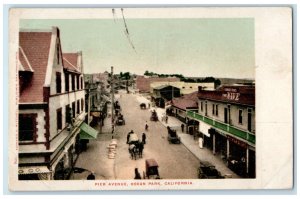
80, 122, 98, 140
199, 121, 211, 137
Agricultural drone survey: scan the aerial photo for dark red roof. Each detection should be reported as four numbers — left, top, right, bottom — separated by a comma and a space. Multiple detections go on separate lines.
19, 32, 52, 103
136, 76, 180, 92
62, 53, 79, 72
198, 85, 255, 106
172, 91, 198, 110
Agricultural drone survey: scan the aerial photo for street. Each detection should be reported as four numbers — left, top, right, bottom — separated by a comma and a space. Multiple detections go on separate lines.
114, 92, 199, 179
72, 91, 199, 180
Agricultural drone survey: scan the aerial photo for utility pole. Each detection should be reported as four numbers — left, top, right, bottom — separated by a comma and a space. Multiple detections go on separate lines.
111, 66, 115, 136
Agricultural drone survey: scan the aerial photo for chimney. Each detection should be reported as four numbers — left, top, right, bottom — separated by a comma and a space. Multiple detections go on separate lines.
198, 86, 203, 92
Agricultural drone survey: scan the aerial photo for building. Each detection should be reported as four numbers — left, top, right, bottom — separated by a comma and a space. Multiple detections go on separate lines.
186, 85, 255, 178
151, 85, 181, 108
136, 76, 180, 93
150, 81, 215, 95
18, 27, 97, 180
170, 91, 198, 123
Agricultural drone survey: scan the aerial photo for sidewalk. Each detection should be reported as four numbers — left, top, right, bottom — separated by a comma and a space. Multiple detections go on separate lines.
135, 93, 240, 178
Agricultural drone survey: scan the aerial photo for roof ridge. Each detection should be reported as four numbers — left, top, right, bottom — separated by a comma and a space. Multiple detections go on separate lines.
63, 57, 79, 72
19, 46, 34, 72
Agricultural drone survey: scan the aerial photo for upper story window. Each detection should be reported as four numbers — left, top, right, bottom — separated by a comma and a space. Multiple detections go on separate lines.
81, 98, 84, 111
71, 74, 75, 91
65, 73, 69, 92
200, 101, 203, 112
216, 104, 219, 116
19, 114, 37, 142
77, 100, 80, 114
56, 72, 61, 93
205, 101, 208, 116
57, 108, 62, 131
77, 75, 80, 90
212, 104, 215, 115
57, 45, 60, 64
239, 109, 243, 124
80, 77, 83, 90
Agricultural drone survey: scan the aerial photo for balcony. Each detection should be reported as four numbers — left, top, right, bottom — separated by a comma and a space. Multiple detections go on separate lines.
186, 110, 255, 145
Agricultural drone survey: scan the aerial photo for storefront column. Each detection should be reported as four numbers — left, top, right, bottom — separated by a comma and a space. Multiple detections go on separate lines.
227, 139, 230, 158
246, 146, 249, 175
212, 133, 216, 155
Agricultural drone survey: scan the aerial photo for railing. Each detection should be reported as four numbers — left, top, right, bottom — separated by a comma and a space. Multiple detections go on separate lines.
187, 110, 255, 145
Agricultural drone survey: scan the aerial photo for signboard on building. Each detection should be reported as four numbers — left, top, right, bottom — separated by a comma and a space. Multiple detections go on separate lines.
227, 135, 247, 149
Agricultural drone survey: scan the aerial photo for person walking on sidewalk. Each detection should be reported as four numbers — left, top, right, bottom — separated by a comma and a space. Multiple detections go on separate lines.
165, 115, 168, 124
134, 168, 142, 179
142, 133, 146, 144
181, 123, 185, 132
145, 121, 148, 131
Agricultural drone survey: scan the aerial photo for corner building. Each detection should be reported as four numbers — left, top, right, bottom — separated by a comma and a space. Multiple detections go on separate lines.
18, 27, 92, 180
187, 85, 255, 178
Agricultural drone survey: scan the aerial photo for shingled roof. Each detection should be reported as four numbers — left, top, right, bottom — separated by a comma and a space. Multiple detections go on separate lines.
62, 53, 80, 72
19, 31, 52, 103
171, 91, 198, 110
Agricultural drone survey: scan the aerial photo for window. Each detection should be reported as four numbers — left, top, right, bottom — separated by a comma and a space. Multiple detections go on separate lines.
77, 75, 79, 90
65, 73, 69, 92
57, 108, 62, 130
212, 104, 215, 115
72, 102, 75, 118
77, 100, 80, 114
65, 105, 71, 124
19, 114, 37, 142
239, 109, 243, 124
81, 99, 84, 111
216, 105, 219, 116
200, 101, 203, 112
205, 101, 207, 116
57, 45, 60, 64
56, 72, 61, 93
80, 77, 83, 89
71, 75, 75, 91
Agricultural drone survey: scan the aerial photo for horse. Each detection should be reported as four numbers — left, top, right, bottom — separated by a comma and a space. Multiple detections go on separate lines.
136, 141, 144, 158
129, 144, 138, 160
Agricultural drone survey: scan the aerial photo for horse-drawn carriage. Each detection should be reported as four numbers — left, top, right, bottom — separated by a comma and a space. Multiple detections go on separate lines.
140, 103, 146, 109
128, 133, 144, 160
116, 114, 125, 125
143, 159, 160, 179
150, 110, 159, 121
167, 126, 181, 144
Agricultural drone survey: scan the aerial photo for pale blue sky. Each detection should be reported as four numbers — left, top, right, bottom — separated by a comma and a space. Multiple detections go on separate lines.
20, 18, 254, 79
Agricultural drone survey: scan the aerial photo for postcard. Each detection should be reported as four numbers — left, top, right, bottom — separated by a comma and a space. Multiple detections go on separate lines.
8, 7, 293, 191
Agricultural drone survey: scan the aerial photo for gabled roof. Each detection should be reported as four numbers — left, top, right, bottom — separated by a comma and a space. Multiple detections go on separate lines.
63, 53, 80, 72
19, 31, 53, 103
171, 91, 198, 110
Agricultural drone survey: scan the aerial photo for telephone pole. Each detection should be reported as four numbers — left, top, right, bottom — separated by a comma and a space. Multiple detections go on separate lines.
111, 66, 115, 135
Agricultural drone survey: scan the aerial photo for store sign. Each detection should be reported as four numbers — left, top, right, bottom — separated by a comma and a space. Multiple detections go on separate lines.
222, 88, 240, 101
227, 135, 247, 149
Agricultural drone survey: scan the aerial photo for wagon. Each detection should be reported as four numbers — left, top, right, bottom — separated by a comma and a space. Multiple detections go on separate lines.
140, 103, 146, 109
198, 161, 224, 179
115, 115, 125, 125
167, 127, 181, 144
143, 159, 160, 179
150, 110, 158, 121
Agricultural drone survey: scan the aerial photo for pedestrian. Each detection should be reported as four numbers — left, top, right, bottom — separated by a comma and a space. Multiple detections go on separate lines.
134, 168, 142, 179
142, 133, 146, 144
165, 115, 168, 124
148, 103, 150, 109
145, 121, 148, 131
87, 172, 95, 180
181, 123, 184, 132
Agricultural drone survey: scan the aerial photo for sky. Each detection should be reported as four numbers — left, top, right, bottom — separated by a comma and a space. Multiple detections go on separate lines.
20, 18, 255, 79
